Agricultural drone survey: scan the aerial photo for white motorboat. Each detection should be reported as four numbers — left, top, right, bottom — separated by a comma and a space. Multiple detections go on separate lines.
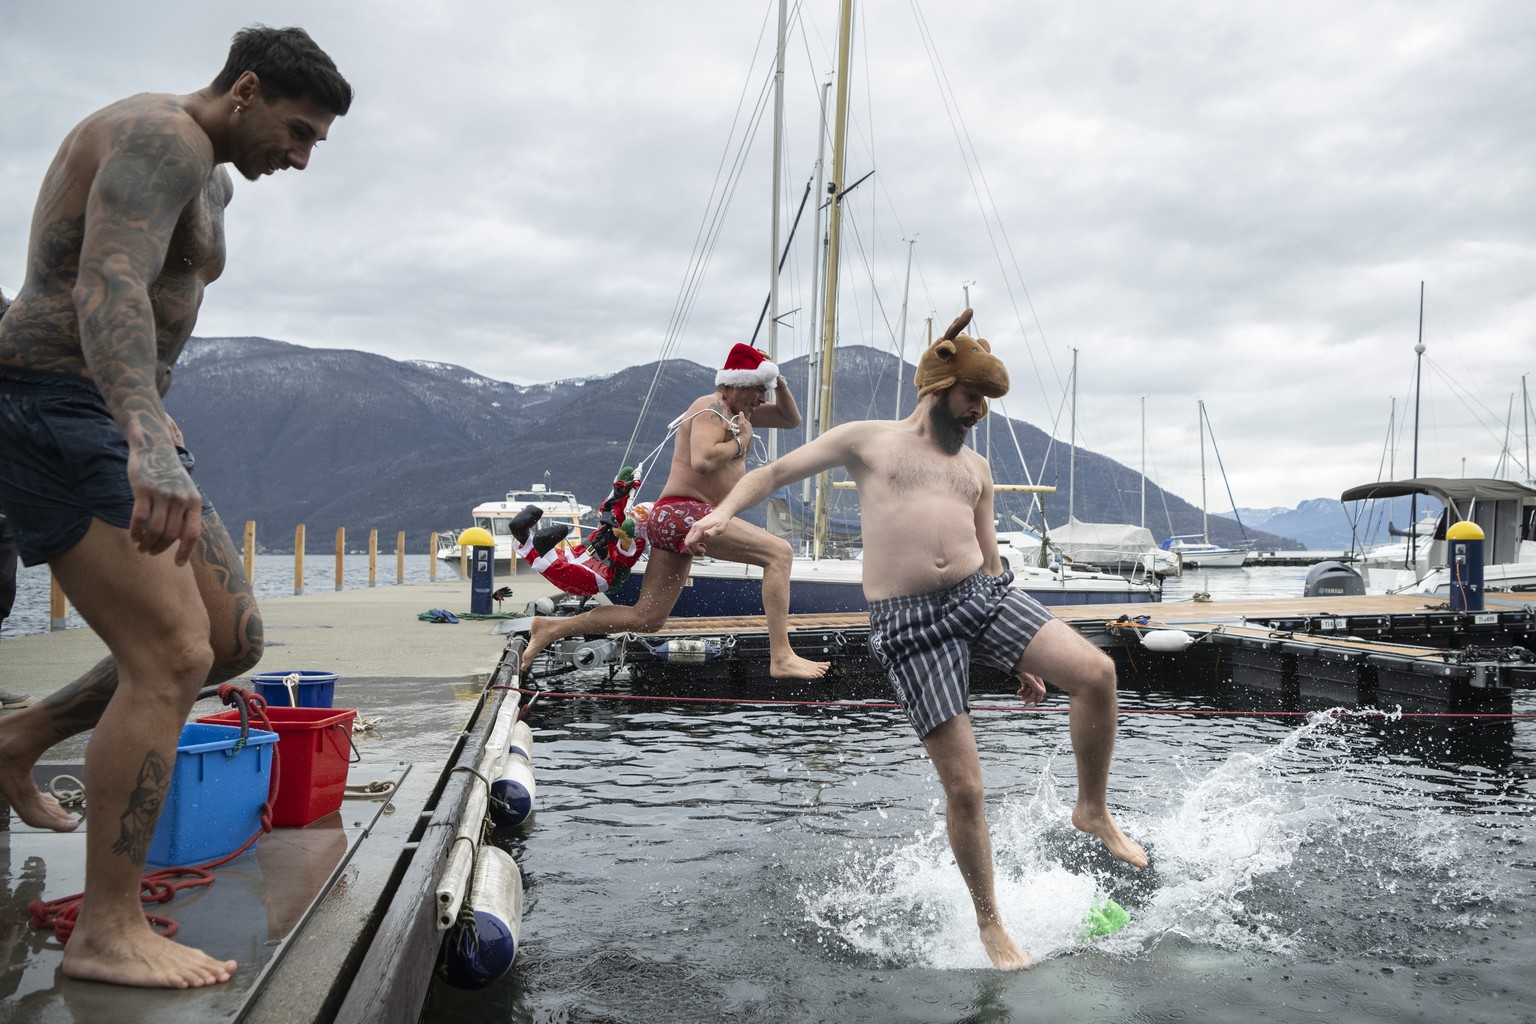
438, 484, 594, 562
1159, 535, 1251, 569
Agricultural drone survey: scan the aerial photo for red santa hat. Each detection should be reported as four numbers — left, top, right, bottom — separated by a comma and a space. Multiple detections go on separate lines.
715, 343, 779, 389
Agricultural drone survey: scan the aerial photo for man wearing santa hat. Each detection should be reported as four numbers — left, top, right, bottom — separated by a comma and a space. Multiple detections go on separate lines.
521, 343, 830, 679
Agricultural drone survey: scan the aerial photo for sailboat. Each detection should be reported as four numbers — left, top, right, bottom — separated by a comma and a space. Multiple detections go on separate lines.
1159, 399, 1253, 569
611, 0, 1160, 614
996, 354, 1178, 578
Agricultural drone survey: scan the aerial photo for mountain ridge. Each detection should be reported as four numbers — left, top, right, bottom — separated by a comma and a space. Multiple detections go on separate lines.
164, 336, 1326, 554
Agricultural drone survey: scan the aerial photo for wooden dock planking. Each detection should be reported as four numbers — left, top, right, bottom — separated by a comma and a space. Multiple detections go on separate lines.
1055, 593, 1446, 626
656, 611, 872, 634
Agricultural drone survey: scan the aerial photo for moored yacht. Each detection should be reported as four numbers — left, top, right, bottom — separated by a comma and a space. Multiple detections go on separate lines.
438, 484, 595, 563
1342, 477, 1536, 595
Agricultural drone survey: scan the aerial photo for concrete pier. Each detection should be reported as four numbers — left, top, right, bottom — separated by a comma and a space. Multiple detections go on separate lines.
0, 574, 562, 703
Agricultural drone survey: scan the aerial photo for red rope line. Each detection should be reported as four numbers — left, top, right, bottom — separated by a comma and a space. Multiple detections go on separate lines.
493, 685, 1536, 719
28, 685, 280, 945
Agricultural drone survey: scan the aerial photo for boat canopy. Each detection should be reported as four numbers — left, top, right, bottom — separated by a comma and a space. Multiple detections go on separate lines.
1342, 477, 1536, 564
1340, 477, 1536, 504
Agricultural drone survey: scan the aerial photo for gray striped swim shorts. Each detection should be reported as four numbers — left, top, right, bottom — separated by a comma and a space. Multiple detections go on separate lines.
867, 570, 1054, 739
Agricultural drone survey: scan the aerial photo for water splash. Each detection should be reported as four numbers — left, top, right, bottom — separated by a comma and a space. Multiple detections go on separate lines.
802, 709, 1512, 970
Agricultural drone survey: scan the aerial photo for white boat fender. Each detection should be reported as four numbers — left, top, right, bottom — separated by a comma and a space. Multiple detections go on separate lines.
490, 720, 536, 828
441, 844, 524, 989
435, 784, 489, 929
643, 637, 723, 663
1141, 629, 1195, 652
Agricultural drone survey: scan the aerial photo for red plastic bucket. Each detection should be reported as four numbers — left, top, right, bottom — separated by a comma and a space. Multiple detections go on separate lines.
198, 706, 357, 827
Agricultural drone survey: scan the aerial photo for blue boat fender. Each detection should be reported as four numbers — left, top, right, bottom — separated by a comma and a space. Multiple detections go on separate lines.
489, 720, 536, 828
441, 845, 524, 989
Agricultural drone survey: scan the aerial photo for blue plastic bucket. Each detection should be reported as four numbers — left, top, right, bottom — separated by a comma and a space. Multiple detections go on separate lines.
146, 722, 278, 866
252, 669, 338, 709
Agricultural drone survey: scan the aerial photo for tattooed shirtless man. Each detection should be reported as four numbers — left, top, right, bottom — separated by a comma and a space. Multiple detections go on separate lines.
0, 26, 351, 988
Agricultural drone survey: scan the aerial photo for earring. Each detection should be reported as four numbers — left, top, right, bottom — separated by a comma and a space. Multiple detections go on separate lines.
235, 104, 244, 114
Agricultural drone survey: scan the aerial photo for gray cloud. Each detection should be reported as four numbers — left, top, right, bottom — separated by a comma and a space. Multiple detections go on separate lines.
2, 1, 1532, 511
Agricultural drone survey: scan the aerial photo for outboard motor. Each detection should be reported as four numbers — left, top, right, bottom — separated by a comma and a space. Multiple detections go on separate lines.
1304, 560, 1365, 598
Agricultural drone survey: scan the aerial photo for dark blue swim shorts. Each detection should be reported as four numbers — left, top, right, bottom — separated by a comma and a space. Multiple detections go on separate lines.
0, 366, 213, 566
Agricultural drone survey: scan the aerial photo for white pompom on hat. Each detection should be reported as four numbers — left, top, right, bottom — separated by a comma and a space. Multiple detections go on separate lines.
715, 343, 780, 389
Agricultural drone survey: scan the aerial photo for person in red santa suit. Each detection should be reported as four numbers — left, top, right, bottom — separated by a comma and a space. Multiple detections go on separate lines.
521, 343, 830, 680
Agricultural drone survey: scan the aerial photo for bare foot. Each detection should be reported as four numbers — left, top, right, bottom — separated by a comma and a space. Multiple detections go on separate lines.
520, 617, 554, 673
0, 757, 80, 832
978, 919, 1032, 970
1072, 807, 1148, 868
62, 922, 236, 988
769, 652, 831, 680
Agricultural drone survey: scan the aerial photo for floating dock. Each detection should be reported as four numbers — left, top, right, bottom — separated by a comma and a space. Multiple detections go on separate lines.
581, 592, 1536, 714
0, 575, 553, 1024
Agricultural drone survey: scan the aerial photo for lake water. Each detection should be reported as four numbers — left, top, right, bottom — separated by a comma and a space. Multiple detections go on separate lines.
421, 562, 1535, 1024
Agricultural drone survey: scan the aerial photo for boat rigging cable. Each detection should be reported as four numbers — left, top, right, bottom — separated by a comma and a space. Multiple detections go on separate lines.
907, 0, 1057, 420
620, 0, 789, 473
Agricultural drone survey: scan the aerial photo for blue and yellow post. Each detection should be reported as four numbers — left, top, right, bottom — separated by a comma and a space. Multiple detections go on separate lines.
459, 526, 496, 616
1446, 520, 1485, 612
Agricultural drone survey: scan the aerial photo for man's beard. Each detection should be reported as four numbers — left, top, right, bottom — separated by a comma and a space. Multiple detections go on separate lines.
929, 402, 973, 455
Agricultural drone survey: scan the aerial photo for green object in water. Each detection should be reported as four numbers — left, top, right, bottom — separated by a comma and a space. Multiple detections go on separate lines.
1085, 898, 1130, 938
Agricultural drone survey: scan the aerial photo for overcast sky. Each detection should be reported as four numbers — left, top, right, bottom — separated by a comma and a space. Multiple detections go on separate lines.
2, 2, 1532, 513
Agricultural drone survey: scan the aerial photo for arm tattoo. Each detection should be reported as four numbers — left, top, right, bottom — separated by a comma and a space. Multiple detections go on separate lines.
77, 124, 207, 436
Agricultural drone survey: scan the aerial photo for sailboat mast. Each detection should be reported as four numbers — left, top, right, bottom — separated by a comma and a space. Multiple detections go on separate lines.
800, 76, 832, 509
766, 0, 787, 462
812, 0, 854, 559
1068, 348, 1077, 525
1198, 399, 1209, 543
1139, 395, 1146, 529
893, 238, 914, 419
1410, 281, 1424, 565
1524, 373, 1532, 486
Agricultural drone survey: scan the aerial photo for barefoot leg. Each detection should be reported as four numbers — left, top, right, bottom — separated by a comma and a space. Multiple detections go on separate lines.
1016, 621, 1148, 869
922, 715, 1032, 970
700, 520, 831, 680
50, 521, 238, 988
521, 551, 693, 673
